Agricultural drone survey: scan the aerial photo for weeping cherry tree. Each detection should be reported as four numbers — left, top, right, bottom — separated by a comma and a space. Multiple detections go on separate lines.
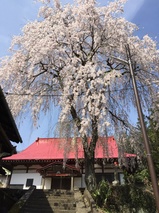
0, 0, 159, 191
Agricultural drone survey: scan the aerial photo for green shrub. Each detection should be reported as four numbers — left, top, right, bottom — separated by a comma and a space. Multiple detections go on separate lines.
92, 180, 111, 208
92, 180, 156, 213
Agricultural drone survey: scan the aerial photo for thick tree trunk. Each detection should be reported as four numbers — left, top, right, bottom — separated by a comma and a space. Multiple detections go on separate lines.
70, 105, 98, 191
82, 116, 98, 192
84, 149, 97, 192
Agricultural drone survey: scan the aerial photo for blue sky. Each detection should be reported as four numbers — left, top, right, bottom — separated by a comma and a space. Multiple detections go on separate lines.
0, 0, 159, 151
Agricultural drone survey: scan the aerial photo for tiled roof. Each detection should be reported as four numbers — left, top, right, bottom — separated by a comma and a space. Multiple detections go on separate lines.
2, 136, 136, 161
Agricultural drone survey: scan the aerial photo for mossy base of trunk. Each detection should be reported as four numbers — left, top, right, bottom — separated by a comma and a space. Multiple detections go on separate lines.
84, 151, 97, 192
85, 174, 96, 192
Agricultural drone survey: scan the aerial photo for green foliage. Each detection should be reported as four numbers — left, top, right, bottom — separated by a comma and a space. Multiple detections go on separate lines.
123, 167, 150, 186
124, 113, 159, 191
122, 111, 159, 185
146, 115, 159, 176
92, 111, 159, 212
92, 180, 111, 208
92, 180, 156, 213
133, 168, 150, 185
134, 113, 159, 176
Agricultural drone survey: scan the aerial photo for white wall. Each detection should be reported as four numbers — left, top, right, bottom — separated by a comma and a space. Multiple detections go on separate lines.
10, 171, 42, 189
10, 167, 125, 190
74, 177, 81, 188
44, 178, 51, 190
74, 176, 86, 189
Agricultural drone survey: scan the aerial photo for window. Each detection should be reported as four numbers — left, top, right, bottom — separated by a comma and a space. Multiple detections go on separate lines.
96, 173, 114, 184
26, 178, 33, 187
105, 173, 114, 183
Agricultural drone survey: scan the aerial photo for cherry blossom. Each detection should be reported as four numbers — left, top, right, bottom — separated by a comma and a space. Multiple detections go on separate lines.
0, 0, 159, 190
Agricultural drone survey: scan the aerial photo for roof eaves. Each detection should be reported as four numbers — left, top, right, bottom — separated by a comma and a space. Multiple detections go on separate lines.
0, 86, 22, 143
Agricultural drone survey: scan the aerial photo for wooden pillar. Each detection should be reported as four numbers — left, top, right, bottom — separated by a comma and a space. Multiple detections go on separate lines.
114, 162, 118, 181
42, 176, 45, 190
71, 176, 74, 191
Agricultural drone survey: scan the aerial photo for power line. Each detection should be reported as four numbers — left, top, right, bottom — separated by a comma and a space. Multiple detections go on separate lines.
5, 84, 154, 97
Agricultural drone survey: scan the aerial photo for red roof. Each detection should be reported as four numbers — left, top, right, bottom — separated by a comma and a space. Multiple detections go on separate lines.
2, 136, 136, 161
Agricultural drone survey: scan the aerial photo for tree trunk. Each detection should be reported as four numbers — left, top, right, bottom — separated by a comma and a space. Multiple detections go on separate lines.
84, 149, 97, 192
70, 105, 98, 191
82, 116, 98, 192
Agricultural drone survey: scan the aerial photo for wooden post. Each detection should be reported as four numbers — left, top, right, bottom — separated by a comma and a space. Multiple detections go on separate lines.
71, 176, 74, 191
42, 176, 45, 190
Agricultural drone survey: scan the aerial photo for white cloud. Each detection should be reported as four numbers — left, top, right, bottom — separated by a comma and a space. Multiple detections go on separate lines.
123, 0, 145, 21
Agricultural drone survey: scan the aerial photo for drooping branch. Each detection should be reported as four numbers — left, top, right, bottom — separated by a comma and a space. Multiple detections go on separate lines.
108, 108, 128, 127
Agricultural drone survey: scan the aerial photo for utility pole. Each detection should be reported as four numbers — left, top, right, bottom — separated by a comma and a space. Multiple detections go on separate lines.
125, 44, 159, 211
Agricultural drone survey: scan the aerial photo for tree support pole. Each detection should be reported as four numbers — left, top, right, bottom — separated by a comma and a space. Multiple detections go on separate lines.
126, 44, 159, 211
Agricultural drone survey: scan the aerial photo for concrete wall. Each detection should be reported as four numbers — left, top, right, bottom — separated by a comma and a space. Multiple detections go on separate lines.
10, 171, 42, 189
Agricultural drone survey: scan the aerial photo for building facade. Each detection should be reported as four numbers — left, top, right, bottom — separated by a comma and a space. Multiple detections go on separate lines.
2, 137, 136, 190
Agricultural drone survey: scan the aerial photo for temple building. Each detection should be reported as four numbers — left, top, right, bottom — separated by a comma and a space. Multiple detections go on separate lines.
2, 136, 136, 190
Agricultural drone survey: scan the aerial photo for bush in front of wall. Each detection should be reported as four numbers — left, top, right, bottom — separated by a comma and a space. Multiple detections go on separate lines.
92, 180, 111, 208
92, 180, 156, 213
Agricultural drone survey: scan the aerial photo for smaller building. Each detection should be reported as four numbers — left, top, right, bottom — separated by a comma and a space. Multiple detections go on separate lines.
2, 137, 136, 190
0, 86, 22, 186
